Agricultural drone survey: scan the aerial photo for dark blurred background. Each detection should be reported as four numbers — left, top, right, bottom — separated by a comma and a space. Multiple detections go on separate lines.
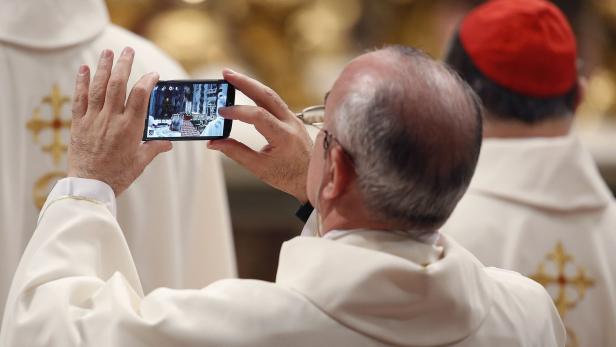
106, 0, 616, 281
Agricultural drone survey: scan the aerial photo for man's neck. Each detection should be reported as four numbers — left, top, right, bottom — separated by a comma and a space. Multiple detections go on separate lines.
483, 114, 573, 139
317, 203, 398, 237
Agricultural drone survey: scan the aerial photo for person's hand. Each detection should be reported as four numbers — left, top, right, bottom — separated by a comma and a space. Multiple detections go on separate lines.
68, 48, 172, 196
208, 69, 313, 202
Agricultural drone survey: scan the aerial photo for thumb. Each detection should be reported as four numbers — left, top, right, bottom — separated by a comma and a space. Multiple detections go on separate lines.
138, 140, 173, 168
208, 138, 260, 173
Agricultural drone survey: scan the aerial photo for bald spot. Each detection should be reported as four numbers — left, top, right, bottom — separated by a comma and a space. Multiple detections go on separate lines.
329, 49, 481, 182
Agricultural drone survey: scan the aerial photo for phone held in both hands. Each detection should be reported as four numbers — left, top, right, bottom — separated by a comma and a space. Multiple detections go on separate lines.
143, 79, 235, 141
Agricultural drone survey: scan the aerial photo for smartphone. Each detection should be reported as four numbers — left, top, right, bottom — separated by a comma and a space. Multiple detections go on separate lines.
143, 79, 234, 141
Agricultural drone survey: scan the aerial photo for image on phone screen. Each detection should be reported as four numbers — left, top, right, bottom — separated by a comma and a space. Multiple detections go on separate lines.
143, 80, 235, 141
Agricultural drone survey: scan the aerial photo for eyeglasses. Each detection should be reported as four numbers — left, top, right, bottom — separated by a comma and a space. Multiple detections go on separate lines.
296, 105, 331, 149
296, 105, 325, 128
296, 105, 353, 164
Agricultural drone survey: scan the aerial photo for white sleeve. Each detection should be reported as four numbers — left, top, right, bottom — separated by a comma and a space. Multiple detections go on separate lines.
0, 194, 144, 346
0, 193, 303, 347
42, 177, 117, 218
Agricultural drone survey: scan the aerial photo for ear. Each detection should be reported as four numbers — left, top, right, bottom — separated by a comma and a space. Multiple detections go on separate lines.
573, 76, 586, 112
321, 146, 355, 201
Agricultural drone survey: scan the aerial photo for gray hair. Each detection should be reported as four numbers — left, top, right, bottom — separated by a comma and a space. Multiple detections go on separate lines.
333, 46, 482, 233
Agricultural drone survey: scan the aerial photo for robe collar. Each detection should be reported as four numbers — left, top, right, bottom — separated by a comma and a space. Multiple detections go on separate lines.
0, 0, 109, 49
276, 230, 495, 346
469, 136, 612, 211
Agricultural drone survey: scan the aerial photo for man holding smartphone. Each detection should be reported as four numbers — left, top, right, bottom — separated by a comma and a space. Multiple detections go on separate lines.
1, 45, 564, 346
0, 0, 237, 324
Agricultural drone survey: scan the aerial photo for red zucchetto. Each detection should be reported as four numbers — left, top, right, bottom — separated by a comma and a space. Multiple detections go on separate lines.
459, 0, 577, 97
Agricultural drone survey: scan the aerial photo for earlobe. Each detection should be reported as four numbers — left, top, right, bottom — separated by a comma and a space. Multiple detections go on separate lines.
321, 147, 352, 200
320, 159, 337, 201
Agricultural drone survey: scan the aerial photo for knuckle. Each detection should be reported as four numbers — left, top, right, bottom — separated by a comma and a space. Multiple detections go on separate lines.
267, 116, 281, 131
255, 106, 268, 116
264, 91, 281, 104
262, 86, 288, 109
264, 86, 284, 108
71, 105, 81, 117
132, 85, 148, 99
274, 96, 289, 111
72, 96, 84, 114
264, 87, 276, 98
254, 106, 271, 121
89, 93, 104, 106
90, 84, 102, 95
100, 60, 113, 71
72, 92, 82, 104
107, 78, 124, 92
290, 114, 303, 126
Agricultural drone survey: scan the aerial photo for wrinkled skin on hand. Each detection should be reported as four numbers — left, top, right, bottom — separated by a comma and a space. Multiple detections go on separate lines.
68, 47, 172, 196
208, 69, 313, 203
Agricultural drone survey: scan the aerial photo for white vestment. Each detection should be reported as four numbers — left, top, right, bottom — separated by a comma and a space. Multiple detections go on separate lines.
0, 0, 236, 323
0, 177, 565, 346
443, 136, 616, 347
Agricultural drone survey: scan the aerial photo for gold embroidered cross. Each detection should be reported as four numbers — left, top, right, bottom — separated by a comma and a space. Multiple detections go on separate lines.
26, 84, 72, 165
530, 242, 593, 347
530, 241, 595, 318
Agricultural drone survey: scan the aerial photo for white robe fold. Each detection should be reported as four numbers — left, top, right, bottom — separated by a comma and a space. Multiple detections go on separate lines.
0, 0, 236, 323
443, 136, 616, 347
0, 188, 565, 346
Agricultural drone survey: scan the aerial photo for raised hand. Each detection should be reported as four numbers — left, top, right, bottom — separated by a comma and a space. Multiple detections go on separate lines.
68, 47, 172, 196
208, 69, 313, 203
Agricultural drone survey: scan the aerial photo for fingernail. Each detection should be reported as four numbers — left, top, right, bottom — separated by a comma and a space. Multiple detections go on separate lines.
121, 47, 134, 56
100, 49, 112, 59
78, 65, 89, 75
223, 68, 236, 75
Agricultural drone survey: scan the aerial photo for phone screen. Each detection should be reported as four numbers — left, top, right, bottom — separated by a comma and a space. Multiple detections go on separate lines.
143, 80, 234, 141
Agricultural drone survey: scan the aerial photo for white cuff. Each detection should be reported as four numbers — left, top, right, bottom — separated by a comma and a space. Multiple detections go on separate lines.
41, 177, 117, 218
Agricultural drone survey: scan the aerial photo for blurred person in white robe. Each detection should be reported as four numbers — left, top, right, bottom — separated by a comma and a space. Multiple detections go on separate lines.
0, 45, 564, 346
201, 90, 227, 137
442, 1, 616, 346
0, 0, 236, 323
